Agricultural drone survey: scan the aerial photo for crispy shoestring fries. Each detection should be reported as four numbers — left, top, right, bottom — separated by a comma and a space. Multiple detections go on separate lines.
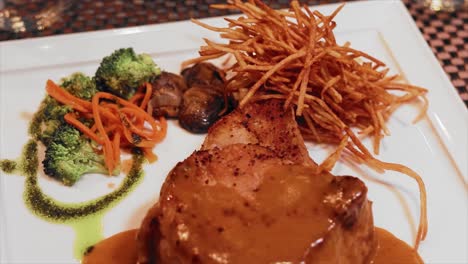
183, 0, 428, 249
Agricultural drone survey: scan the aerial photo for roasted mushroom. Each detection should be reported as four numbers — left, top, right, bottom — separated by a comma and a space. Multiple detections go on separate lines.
178, 86, 225, 133
181, 62, 225, 91
149, 72, 188, 118
177, 63, 229, 133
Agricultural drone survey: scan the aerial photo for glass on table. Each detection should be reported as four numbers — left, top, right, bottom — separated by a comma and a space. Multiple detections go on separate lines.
0, 0, 73, 33
422, 0, 467, 12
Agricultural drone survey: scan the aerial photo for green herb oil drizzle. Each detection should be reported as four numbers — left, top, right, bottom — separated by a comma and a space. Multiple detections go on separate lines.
0, 104, 147, 260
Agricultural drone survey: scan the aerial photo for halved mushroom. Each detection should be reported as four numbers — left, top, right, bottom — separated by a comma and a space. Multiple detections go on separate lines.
178, 86, 225, 133
181, 62, 225, 92
149, 72, 188, 118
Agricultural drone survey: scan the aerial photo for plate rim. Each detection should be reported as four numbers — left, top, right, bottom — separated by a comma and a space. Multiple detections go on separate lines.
0, 0, 467, 262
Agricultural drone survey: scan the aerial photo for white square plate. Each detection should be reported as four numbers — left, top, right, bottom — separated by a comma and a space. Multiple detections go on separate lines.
1, 0, 467, 263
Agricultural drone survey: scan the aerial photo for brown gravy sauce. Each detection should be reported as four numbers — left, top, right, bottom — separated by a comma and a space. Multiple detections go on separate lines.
82, 227, 423, 264
372, 227, 423, 264
82, 229, 138, 264
82, 166, 423, 264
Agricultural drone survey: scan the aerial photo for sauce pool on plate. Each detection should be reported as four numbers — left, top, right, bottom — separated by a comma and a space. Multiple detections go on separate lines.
373, 228, 423, 264
82, 229, 139, 264
83, 227, 423, 263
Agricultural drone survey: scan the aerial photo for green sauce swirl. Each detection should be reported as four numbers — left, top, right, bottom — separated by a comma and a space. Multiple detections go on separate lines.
0, 99, 148, 259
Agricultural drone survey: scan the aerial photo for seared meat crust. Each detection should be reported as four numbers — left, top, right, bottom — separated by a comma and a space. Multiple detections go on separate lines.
137, 100, 376, 264
202, 99, 315, 166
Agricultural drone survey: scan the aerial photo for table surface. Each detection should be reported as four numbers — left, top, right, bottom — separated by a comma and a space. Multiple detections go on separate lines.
0, 0, 466, 107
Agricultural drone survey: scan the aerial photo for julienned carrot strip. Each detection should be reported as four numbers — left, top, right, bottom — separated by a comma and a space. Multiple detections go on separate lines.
94, 92, 150, 116
97, 106, 120, 122
101, 102, 120, 112
82, 113, 94, 119
113, 132, 121, 166
135, 140, 157, 148
119, 109, 157, 140
64, 113, 104, 145
156, 116, 168, 142
104, 123, 119, 133
140, 83, 153, 110
46, 80, 91, 112
92, 93, 115, 174
140, 117, 167, 144
121, 123, 135, 145
119, 118, 161, 148
143, 116, 167, 144
45, 80, 167, 175
91, 123, 98, 133
119, 107, 162, 140
142, 148, 158, 163
146, 103, 154, 116
129, 93, 144, 104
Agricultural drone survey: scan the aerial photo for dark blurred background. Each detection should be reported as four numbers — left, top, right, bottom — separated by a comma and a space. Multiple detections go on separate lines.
0, 0, 466, 105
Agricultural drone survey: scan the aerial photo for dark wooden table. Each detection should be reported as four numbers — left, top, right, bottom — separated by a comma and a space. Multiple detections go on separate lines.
0, 0, 466, 107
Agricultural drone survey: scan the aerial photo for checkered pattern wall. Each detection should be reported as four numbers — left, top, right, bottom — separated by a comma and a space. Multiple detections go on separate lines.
0, 0, 466, 106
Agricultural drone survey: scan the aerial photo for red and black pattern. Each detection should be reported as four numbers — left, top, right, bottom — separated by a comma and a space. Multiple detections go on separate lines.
404, 1, 467, 106
0, 0, 466, 107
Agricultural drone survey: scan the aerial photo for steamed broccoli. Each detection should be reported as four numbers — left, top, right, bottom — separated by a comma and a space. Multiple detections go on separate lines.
36, 96, 72, 145
33, 73, 97, 145
94, 48, 161, 99
60, 72, 98, 100
43, 124, 119, 186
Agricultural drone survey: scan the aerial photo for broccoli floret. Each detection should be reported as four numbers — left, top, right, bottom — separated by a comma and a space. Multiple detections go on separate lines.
34, 73, 98, 144
94, 48, 161, 99
60, 72, 98, 100
37, 96, 72, 145
43, 124, 119, 186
